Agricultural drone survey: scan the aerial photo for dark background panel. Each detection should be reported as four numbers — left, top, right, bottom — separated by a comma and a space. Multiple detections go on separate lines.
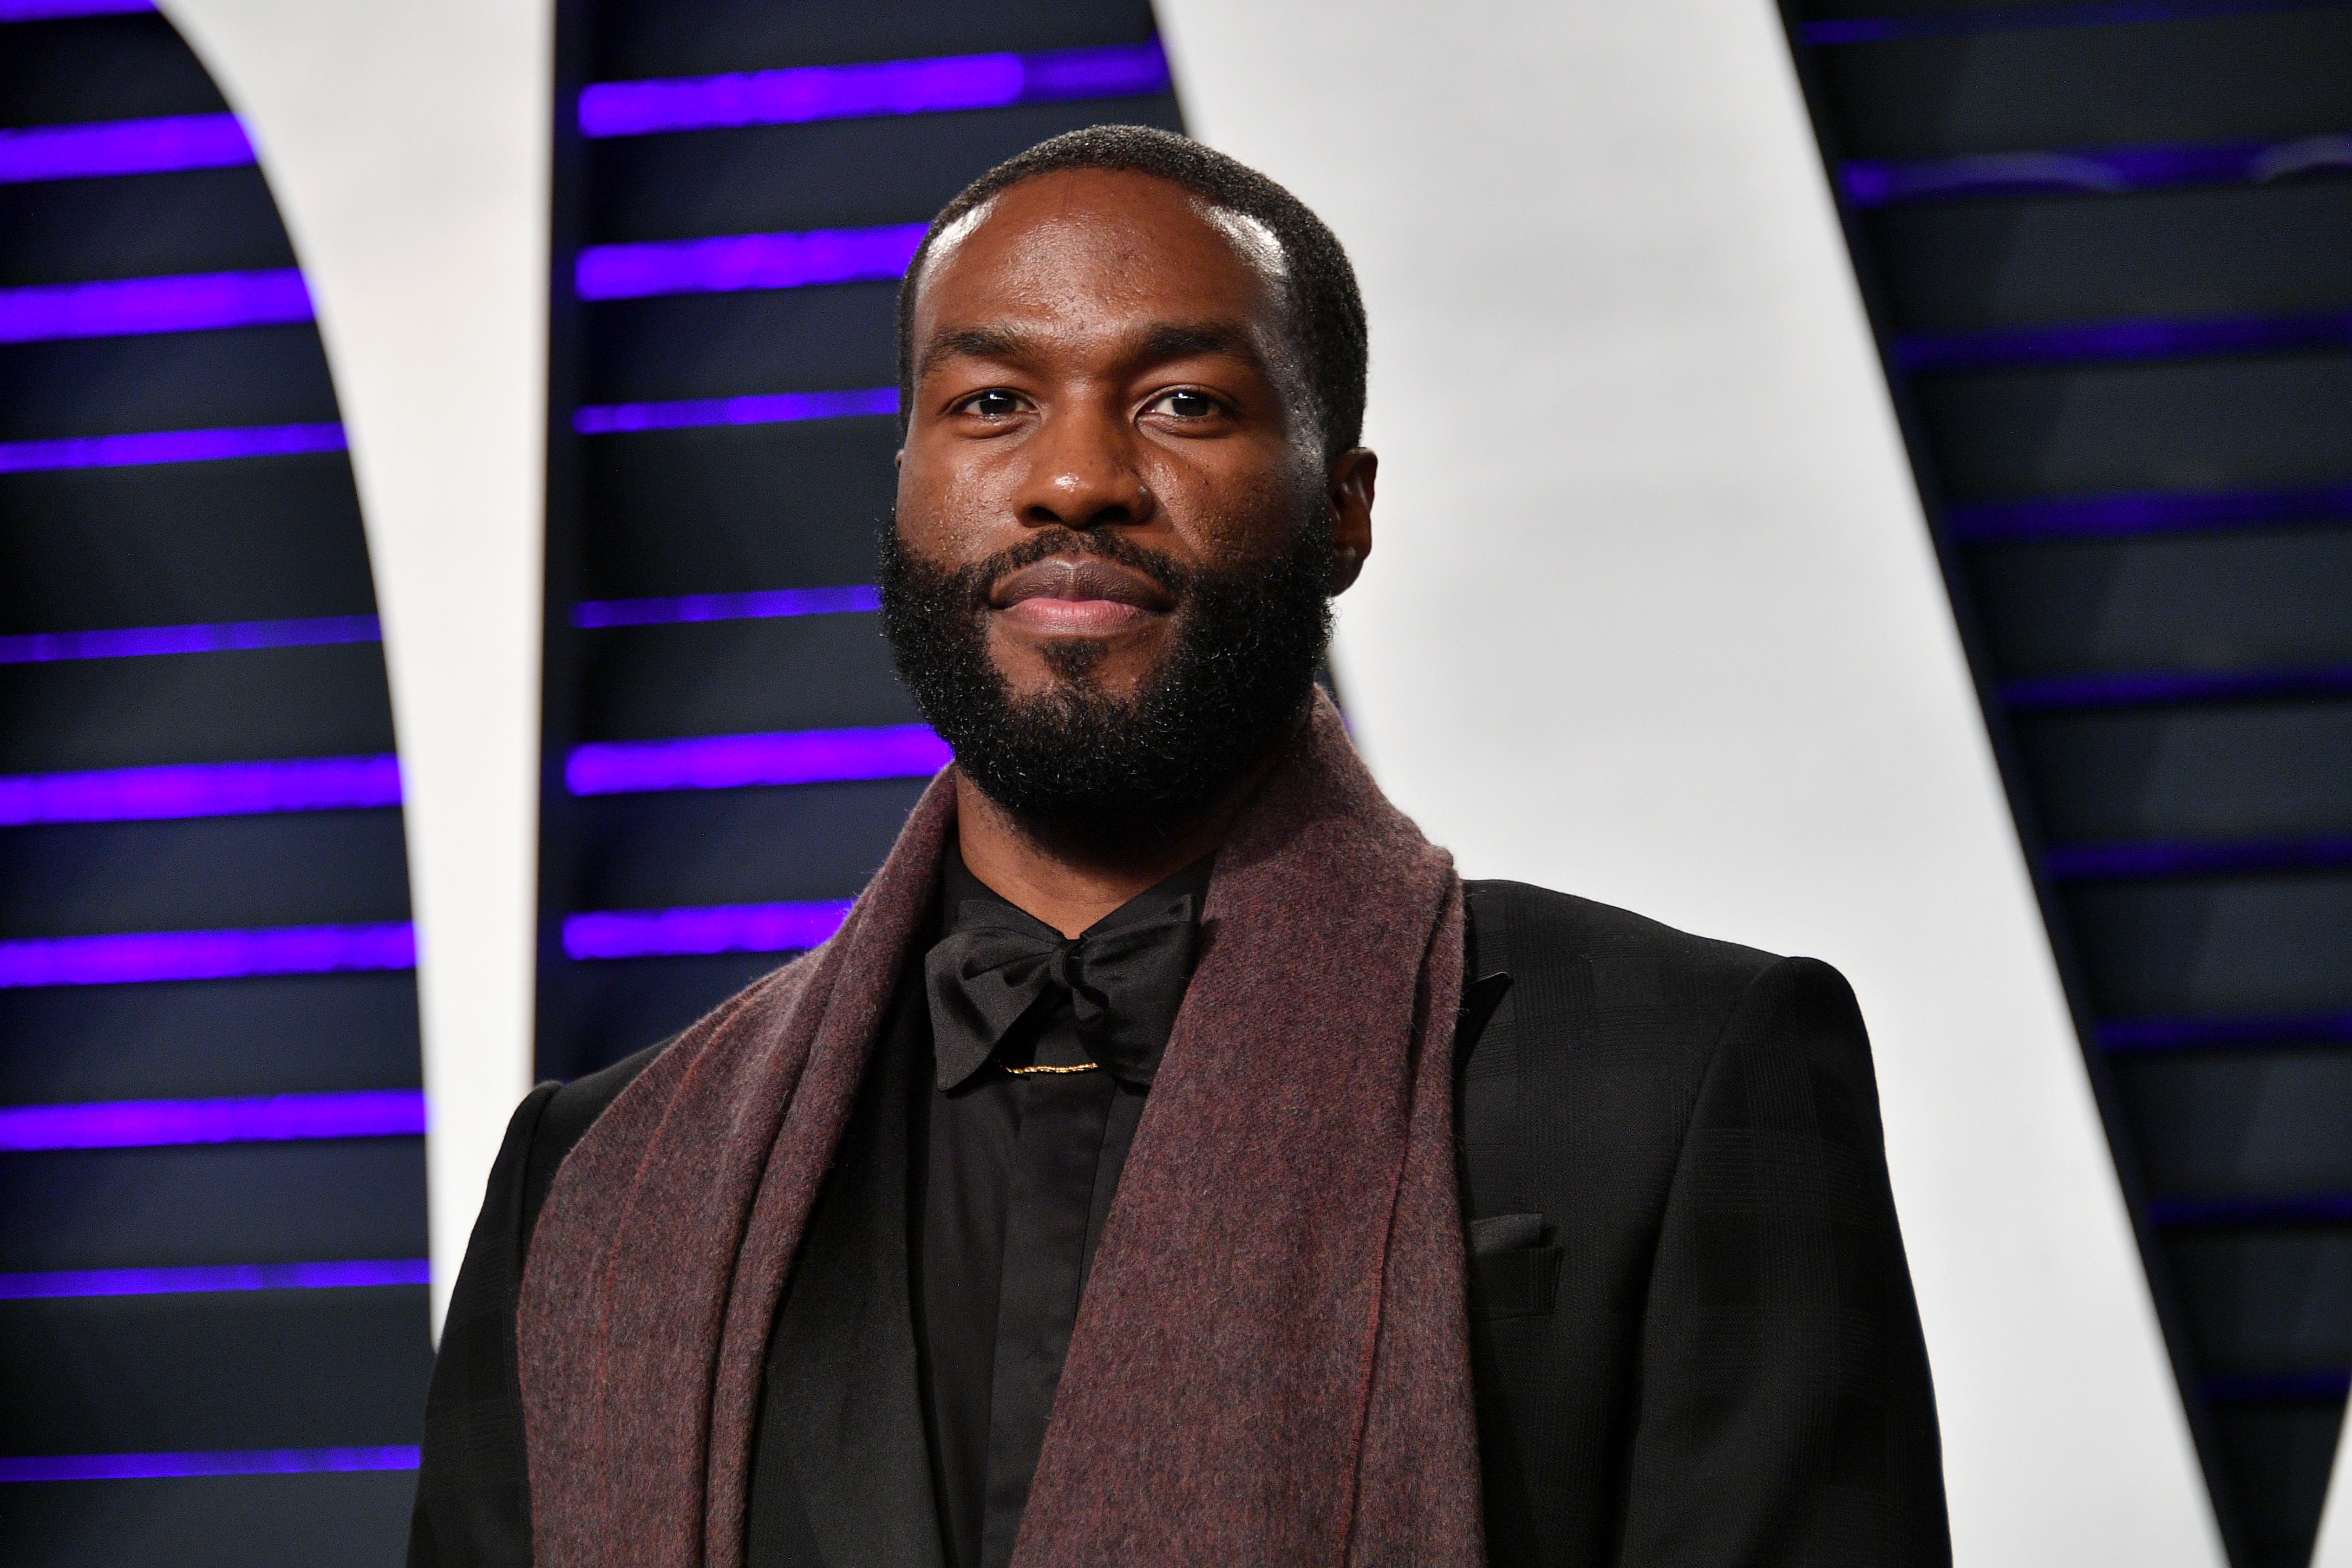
0, 167, 298, 289
2065, 875, 2352, 1018
0, 329, 342, 444
590, 0, 1159, 79
2209, 1404, 2347, 1568
2165, 1231, 2352, 1374
2017, 702, 2352, 841
1919, 354, 2352, 500
1865, 184, 2352, 333
0, 972, 422, 1106
589, 96, 1185, 244
583, 284, 900, 402
578, 614, 916, 741
0, 1288, 431, 1454
564, 777, 929, 910
0, 1139, 429, 1273
2118, 1051, 2352, 1198
0, 456, 378, 634
0, 643, 398, 772
2, 1471, 418, 1568
1965, 528, 2352, 679
578, 418, 898, 595
1814, 10, 2352, 159
539, 951, 790, 1082
0, 14, 228, 128
0, 810, 412, 941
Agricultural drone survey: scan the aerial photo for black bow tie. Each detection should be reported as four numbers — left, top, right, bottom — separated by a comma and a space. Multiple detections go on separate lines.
923, 895, 1198, 1091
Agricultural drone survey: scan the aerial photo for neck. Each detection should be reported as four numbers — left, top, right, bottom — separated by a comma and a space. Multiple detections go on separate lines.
953, 749, 1281, 938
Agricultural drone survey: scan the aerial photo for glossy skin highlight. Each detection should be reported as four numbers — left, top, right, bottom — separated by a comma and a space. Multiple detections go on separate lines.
895, 168, 1376, 933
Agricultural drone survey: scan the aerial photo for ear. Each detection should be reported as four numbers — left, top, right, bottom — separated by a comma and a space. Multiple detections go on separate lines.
1326, 448, 1377, 594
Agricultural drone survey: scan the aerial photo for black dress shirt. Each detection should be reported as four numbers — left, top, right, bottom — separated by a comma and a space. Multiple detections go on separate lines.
912, 849, 1211, 1568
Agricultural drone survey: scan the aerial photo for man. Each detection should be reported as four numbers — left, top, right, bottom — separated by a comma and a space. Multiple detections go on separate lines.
411, 126, 1947, 1568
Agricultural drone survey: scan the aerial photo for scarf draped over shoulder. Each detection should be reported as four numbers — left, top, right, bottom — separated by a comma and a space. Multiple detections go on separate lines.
516, 694, 1483, 1567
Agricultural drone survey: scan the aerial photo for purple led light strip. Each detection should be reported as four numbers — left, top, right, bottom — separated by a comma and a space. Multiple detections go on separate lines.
2201, 1371, 2352, 1405
0, 113, 253, 185
0, 1088, 425, 1151
0, 755, 400, 825
573, 586, 878, 628
0, 421, 345, 475
2003, 665, 2352, 711
2043, 834, 2352, 881
576, 223, 926, 302
0, 614, 380, 665
1945, 482, 2352, 543
2100, 1012, 2352, 1051
0, 922, 414, 990
0, 0, 152, 17
579, 40, 1172, 138
565, 900, 855, 960
0, 1447, 419, 1484
1806, 0, 2344, 44
2147, 1193, 2352, 1227
0, 268, 311, 344
0, 1258, 429, 1300
1897, 311, 2352, 373
575, 385, 897, 434
567, 724, 949, 795
1843, 134, 2352, 207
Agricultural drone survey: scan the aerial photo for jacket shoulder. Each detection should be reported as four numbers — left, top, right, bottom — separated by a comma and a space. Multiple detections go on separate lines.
1464, 878, 1784, 1041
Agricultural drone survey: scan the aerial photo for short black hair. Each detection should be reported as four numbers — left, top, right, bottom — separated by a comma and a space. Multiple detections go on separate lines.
895, 124, 1369, 461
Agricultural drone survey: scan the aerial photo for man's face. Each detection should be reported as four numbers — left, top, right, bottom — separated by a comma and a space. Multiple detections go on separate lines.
883, 168, 1371, 826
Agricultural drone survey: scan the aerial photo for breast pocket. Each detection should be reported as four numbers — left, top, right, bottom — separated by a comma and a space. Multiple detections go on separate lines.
1466, 1212, 1564, 1320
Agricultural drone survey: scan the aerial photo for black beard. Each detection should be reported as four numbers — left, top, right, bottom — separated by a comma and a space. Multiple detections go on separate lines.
877, 516, 1333, 837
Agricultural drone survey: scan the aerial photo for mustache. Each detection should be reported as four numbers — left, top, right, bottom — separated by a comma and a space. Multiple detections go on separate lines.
940, 527, 1196, 608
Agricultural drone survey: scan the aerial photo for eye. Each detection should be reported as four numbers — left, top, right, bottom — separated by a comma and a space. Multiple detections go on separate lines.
1144, 389, 1222, 420
957, 388, 1028, 420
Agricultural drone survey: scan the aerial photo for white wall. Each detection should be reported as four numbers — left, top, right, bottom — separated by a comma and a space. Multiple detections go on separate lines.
158, 0, 551, 1329
1154, 1, 2224, 1561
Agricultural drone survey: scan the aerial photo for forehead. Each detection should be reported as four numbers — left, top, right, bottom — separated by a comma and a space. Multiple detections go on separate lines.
910, 168, 1287, 349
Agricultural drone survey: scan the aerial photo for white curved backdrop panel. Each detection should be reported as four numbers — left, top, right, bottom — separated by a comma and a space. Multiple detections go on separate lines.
1155, 0, 2223, 1561
157, 0, 550, 1328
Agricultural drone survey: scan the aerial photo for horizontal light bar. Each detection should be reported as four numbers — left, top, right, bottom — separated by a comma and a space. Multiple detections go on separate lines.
0, 755, 400, 825
0, 113, 252, 184
1945, 482, 2352, 544
0, 268, 310, 344
1897, 311, 2352, 373
0, 420, 345, 474
575, 222, 925, 302
1806, 0, 2329, 45
574, 385, 897, 434
573, 585, 878, 628
0, 614, 380, 665
0, 921, 414, 989
2044, 834, 2352, 881
0, 1088, 425, 1151
2147, 1193, 2352, 1228
2003, 666, 2352, 712
0, 1446, 419, 1484
579, 40, 1171, 138
1843, 133, 2352, 207
2100, 1012, 2352, 1052
2201, 1370, 2352, 1406
0, 1258, 429, 1299
0, 0, 152, 16
564, 900, 854, 960
567, 724, 948, 795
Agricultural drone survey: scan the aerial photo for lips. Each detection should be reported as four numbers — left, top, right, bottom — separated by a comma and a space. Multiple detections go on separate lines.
990, 556, 1175, 613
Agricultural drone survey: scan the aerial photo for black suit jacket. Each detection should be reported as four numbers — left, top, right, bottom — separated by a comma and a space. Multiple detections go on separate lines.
409, 880, 1949, 1567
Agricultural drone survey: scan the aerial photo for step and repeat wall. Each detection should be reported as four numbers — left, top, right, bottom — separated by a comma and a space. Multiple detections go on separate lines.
3, 0, 2346, 1564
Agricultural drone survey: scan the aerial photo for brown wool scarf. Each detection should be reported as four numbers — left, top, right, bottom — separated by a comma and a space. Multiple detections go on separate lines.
516, 695, 1484, 1567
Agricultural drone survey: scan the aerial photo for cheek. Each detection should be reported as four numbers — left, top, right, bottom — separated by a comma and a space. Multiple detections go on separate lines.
1161, 451, 1320, 570
896, 441, 1011, 556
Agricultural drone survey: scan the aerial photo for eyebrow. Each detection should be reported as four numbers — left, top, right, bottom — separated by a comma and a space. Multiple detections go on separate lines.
915, 320, 1271, 383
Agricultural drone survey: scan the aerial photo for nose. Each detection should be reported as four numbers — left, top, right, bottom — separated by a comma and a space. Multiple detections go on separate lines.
1011, 397, 1153, 533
